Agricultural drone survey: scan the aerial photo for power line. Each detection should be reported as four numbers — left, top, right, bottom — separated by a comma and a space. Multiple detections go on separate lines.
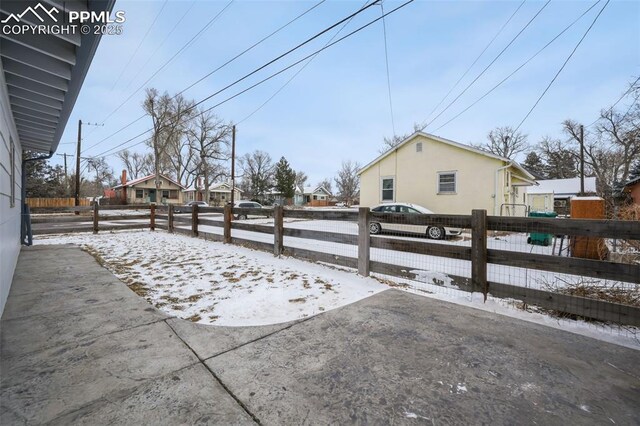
380, 1, 396, 135
238, 0, 369, 125
91, 0, 415, 159
585, 74, 640, 128
109, 0, 169, 92
513, 0, 611, 133
421, 0, 526, 128
420, 0, 551, 131
84, 0, 326, 154
174, 0, 328, 99
91, 0, 235, 131
122, 1, 196, 92
432, 0, 601, 132
86, 0, 380, 155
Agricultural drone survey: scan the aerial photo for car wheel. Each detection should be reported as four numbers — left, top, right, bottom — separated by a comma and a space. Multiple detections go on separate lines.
238, 214, 247, 220
427, 226, 445, 240
369, 222, 382, 234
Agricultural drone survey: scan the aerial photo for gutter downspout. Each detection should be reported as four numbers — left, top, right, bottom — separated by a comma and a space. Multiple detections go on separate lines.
494, 163, 511, 216
21, 151, 54, 245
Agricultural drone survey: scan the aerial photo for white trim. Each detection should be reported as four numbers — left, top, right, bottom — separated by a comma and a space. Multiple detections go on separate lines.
437, 170, 456, 194
380, 175, 395, 202
358, 131, 535, 181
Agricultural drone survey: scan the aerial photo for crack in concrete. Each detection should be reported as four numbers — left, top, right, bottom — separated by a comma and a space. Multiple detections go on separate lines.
165, 319, 262, 425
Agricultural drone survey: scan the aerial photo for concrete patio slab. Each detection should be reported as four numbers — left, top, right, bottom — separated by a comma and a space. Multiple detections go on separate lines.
1, 321, 198, 424
2, 244, 639, 425
166, 317, 304, 360
206, 289, 640, 425
47, 363, 254, 426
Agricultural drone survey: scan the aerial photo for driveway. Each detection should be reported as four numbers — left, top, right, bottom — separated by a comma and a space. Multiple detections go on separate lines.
1, 245, 638, 424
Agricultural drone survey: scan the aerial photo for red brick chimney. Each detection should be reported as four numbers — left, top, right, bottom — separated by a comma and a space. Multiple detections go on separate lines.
121, 170, 127, 203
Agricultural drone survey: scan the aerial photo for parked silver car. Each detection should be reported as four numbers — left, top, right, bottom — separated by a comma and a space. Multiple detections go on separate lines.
369, 203, 462, 239
233, 201, 265, 220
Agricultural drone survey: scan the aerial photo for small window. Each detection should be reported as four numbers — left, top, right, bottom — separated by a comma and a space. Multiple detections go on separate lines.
162, 190, 170, 199
416, 142, 422, 152
438, 172, 456, 194
9, 138, 15, 208
169, 190, 178, 199
381, 177, 394, 201
135, 189, 144, 198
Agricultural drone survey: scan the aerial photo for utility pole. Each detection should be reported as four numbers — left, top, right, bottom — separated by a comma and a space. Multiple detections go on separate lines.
63, 153, 69, 197
75, 120, 82, 210
579, 124, 585, 196
230, 124, 236, 206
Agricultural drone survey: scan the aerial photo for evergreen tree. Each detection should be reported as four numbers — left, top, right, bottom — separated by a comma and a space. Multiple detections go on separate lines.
274, 157, 296, 199
522, 151, 545, 178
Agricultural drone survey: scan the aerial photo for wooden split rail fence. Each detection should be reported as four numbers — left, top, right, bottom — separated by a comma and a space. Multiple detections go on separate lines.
32, 204, 640, 326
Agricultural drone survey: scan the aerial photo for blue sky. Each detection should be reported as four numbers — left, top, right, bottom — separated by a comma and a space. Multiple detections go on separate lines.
54, 0, 640, 186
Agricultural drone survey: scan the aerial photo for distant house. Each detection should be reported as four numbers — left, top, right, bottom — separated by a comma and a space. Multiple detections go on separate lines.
526, 177, 597, 215
296, 186, 332, 207
358, 132, 536, 215
113, 172, 185, 205
623, 176, 640, 205
183, 182, 242, 206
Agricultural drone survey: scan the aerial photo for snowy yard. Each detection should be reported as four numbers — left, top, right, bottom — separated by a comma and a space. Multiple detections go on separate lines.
36, 230, 387, 326
34, 229, 639, 348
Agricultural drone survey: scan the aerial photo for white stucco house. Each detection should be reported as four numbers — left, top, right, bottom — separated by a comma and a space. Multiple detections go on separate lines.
358, 132, 536, 216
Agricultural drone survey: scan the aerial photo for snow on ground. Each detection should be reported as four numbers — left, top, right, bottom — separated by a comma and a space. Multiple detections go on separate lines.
35, 230, 387, 326
34, 229, 639, 349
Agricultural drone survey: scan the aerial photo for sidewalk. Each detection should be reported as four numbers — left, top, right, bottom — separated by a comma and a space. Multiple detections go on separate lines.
1, 245, 638, 424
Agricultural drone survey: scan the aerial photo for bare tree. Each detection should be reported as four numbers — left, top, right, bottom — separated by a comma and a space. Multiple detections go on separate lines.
537, 136, 579, 179
85, 157, 113, 197
317, 178, 333, 195
295, 170, 308, 192
117, 150, 149, 180
239, 150, 274, 201
188, 110, 232, 202
478, 126, 528, 160
380, 123, 422, 154
334, 160, 361, 206
143, 88, 195, 195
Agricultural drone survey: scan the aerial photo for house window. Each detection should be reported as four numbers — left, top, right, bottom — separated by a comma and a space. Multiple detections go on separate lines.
9, 138, 15, 208
313, 195, 318, 200
438, 172, 456, 194
169, 190, 178, 199
381, 177, 394, 201
416, 142, 422, 152
135, 189, 144, 199
162, 190, 170, 199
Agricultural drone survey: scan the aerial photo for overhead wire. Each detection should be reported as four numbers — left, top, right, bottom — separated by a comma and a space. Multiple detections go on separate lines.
380, 1, 396, 135
109, 0, 169, 91
90, 0, 415, 159
513, 0, 611, 133
90, 0, 235, 132
83, 0, 327, 153
420, 0, 551, 131
432, 0, 602, 132
421, 0, 526, 127
237, 0, 370, 125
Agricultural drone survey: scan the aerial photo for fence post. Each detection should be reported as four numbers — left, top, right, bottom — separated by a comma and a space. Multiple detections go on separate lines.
223, 204, 232, 243
358, 207, 370, 277
93, 202, 99, 234
471, 209, 488, 300
191, 204, 199, 237
150, 204, 156, 231
273, 205, 284, 256
168, 204, 174, 233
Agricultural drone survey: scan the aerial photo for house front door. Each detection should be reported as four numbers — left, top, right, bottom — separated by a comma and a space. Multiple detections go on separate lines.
149, 189, 156, 203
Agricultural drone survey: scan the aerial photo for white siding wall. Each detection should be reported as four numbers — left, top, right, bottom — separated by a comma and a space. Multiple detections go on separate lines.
0, 60, 22, 316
